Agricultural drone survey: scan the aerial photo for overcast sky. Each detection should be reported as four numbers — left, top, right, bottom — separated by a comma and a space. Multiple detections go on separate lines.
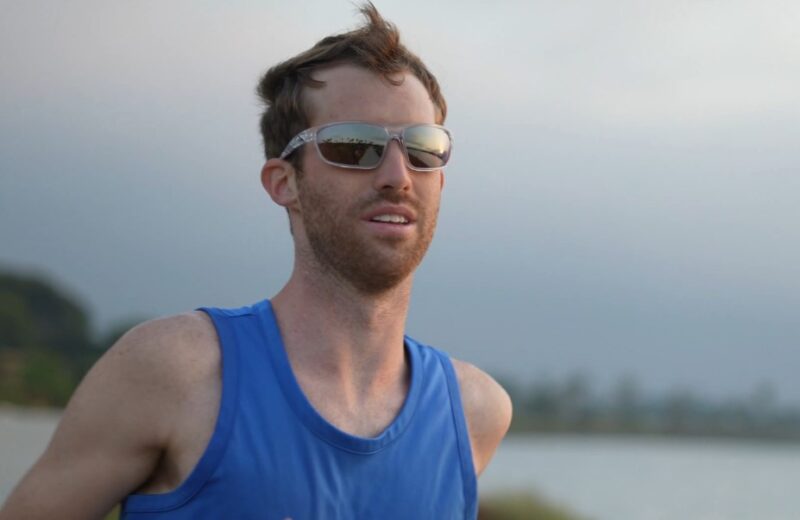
2, 0, 799, 404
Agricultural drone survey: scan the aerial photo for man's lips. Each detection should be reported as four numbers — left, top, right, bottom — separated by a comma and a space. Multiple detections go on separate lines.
362, 205, 417, 225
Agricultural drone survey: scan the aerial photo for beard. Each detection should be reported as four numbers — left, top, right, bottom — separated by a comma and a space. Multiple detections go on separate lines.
296, 178, 438, 295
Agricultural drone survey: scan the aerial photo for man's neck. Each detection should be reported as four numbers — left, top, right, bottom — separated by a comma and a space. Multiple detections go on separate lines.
269, 264, 413, 398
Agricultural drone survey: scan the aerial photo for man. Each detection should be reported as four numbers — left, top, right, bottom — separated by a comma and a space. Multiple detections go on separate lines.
0, 4, 511, 519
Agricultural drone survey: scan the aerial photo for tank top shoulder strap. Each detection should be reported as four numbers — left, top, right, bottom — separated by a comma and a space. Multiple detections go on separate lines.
408, 339, 478, 515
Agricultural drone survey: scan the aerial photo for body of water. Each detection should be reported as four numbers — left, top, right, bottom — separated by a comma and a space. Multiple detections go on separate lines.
0, 406, 61, 503
3, 409, 800, 519
480, 433, 800, 520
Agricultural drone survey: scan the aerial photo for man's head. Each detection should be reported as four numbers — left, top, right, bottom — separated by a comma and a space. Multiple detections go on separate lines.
258, 3, 449, 294
256, 2, 447, 171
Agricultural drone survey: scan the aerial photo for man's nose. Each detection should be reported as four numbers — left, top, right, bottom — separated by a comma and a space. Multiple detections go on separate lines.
372, 140, 411, 192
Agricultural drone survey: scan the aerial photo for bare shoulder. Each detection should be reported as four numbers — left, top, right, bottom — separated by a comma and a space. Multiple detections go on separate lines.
110, 310, 218, 364
62, 309, 221, 452
103, 310, 220, 390
0, 311, 221, 519
450, 358, 513, 476
89, 310, 222, 446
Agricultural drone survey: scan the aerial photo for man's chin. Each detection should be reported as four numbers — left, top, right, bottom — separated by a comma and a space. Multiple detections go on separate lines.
339, 263, 417, 295
302, 217, 432, 295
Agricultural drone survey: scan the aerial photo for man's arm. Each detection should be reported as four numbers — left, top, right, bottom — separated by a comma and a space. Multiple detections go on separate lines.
0, 312, 219, 520
451, 359, 513, 476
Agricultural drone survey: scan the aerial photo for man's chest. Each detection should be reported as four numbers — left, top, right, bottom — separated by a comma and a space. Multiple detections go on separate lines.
294, 374, 410, 437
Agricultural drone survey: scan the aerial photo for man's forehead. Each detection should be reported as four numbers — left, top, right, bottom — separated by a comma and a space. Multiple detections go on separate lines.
303, 64, 436, 126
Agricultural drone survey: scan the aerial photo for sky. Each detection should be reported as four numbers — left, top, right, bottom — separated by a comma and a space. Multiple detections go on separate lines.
2, 0, 799, 404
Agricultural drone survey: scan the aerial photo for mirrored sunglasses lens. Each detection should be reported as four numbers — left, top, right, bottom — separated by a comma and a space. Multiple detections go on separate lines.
316, 124, 388, 168
403, 126, 451, 170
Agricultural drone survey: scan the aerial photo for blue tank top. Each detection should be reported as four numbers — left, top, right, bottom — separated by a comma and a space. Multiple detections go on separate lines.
121, 299, 477, 519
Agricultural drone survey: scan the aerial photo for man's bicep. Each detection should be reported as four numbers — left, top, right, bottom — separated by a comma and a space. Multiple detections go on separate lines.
0, 322, 176, 520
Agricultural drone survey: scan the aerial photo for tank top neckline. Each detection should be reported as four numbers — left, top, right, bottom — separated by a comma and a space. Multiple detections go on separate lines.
254, 299, 423, 455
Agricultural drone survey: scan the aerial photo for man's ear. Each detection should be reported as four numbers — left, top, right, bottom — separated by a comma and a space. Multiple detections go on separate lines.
261, 158, 300, 209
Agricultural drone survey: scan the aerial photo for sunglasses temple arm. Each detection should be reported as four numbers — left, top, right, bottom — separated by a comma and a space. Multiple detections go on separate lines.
278, 129, 315, 160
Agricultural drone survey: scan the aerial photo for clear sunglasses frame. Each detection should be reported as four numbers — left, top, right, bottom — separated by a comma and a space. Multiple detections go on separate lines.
277, 121, 453, 172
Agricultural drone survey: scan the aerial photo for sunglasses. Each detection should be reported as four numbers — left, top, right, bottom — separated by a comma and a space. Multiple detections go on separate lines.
278, 121, 453, 171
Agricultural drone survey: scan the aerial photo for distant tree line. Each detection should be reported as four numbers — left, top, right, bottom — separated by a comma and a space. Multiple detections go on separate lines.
502, 372, 800, 441
0, 269, 138, 407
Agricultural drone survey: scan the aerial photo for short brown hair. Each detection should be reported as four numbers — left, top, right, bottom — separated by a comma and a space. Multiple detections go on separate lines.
256, 2, 447, 168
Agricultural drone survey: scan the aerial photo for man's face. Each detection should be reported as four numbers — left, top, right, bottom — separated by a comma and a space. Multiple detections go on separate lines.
291, 64, 444, 294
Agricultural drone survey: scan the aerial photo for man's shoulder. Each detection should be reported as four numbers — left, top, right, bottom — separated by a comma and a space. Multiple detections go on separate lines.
79, 310, 223, 452
449, 357, 513, 475
449, 358, 513, 433
407, 342, 512, 429
102, 310, 221, 392
115, 310, 217, 356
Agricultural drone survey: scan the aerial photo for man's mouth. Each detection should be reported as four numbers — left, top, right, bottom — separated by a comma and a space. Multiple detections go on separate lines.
370, 214, 410, 225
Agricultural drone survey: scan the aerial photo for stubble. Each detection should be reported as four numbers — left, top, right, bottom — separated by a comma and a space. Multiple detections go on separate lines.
296, 178, 438, 295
